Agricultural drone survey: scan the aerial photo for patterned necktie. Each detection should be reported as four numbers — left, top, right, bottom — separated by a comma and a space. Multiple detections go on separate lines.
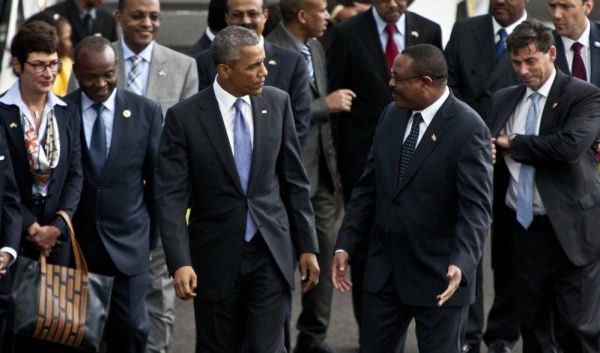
82, 12, 94, 36
127, 56, 143, 95
496, 28, 508, 60
300, 44, 314, 79
233, 99, 257, 242
89, 102, 107, 179
398, 113, 423, 182
516, 93, 541, 229
385, 23, 399, 75
571, 42, 587, 81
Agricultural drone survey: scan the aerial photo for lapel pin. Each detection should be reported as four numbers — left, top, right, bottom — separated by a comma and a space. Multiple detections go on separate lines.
268, 59, 277, 66
261, 109, 268, 115
123, 109, 132, 118
9, 122, 17, 129
158, 69, 166, 76
431, 133, 437, 142
552, 102, 558, 109
594, 41, 600, 48
411, 31, 419, 38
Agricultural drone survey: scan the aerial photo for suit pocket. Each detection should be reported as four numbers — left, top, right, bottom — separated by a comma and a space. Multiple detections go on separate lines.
578, 189, 600, 209
426, 238, 453, 255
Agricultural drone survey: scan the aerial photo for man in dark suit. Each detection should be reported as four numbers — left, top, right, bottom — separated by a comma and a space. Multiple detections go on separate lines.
267, 1, 355, 352
194, 0, 312, 146
186, 0, 227, 56
327, 0, 442, 328
332, 44, 493, 353
156, 26, 319, 353
45, 0, 117, 46
66, 36, 162, 353
488, 20, 600, 353
445, 1, 527, 352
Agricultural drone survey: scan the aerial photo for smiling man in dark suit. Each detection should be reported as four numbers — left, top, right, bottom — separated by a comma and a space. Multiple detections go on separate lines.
488, 20, 600, 353
66, 36, 162, 353
194, 0, 312, 146
156, 26, 319, 353
445, 1, 528, 352
332, 44, 493, 353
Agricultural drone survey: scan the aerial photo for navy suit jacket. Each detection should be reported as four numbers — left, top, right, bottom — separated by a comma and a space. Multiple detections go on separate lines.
486, 70, 600, 266
45, 0, 117, 46
0, 101, 83, 249
0, 128, 21, 252
554, 21, 600, 87
194, 41, 312, 146
336, 94, 493, 307
65, 89, 162, 276
156, 86, 318, 301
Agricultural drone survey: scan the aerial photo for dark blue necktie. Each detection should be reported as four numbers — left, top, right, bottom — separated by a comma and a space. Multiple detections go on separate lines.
233, 99, 257, 242
89, 102, 107, 179
398, 113, 423, 182
496, 28, 508, 60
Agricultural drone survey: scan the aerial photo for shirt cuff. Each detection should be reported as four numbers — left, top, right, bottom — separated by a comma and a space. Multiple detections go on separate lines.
0, 247, 17, 266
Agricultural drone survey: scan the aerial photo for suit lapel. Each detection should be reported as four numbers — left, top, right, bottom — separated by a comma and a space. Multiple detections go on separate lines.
145, 44, 167, 99
114, 43, 127, 87
264, 42, 281, 85
554, 32, 570, 75
589, 24, 600, 86
197, 89, 245, 195
247, 95, 270, 195
476, 15, 500, 79
66, 0, 86, 43
539, 71, 568, 135
102, 90, 127, 179
361, 11, 390, 82
394, 96, 452, 197
0, 104, 27, 162
308, 39, 325, 96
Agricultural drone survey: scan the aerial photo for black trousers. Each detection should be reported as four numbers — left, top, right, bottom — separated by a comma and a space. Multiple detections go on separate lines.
509, 214, 600, 353
193, 234, 290, 353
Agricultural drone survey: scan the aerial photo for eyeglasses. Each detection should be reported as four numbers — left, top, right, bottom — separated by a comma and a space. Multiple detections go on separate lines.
25, 60, 61, 73
391, 73, 425, 85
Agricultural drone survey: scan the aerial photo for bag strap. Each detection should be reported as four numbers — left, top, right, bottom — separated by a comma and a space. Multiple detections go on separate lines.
53, 210, 89, 274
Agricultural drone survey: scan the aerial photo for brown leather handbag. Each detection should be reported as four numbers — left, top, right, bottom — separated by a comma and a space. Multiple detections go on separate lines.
11, 210, 113, 352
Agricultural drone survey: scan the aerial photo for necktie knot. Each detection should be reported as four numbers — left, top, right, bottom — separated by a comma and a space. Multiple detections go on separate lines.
412, 112, 423, 125
234, 98, 244, 112
497, 28, 507, 42
572, 41, 584, 53
496, 28, 508, 59
92, 102, 103, 116
529, 92, 541, 105
130, 55, 142, 64
385, 23, 396, 36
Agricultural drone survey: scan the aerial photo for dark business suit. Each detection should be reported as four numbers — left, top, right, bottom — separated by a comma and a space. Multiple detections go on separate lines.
194, 42, 312, 146
445, 13, 521, 350
554, 21, 600, 87
45, 0, 117, 46
327, 7, 442, 327
267, 22, 339, 351
185, 31, 212, 57
336, 93, 493, 353
486, 70, 600, 353
156, 85, 318, 353
65, 88, 162, 353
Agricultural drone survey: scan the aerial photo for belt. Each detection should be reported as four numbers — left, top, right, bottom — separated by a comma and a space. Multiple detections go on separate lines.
31, 194, 46, 205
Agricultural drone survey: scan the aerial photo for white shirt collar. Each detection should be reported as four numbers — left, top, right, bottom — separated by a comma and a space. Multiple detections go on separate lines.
561, 18, 591, 50
0, 79, 66, 112
372, 7, 405, 37
415, 86, 450, 126
120, 39, 154, 62
206, 27, 216, 42
81, 88, 117, 113
525, 68, 556, 101
213, 76, 251, 111
492, 10, 527, 37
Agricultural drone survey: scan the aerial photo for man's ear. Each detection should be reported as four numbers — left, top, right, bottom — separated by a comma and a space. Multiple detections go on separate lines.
11, 57, 22, 76
216, 63, 230, 79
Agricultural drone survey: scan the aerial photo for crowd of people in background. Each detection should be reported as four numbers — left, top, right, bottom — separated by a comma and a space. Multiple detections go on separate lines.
0, 1, 598, 353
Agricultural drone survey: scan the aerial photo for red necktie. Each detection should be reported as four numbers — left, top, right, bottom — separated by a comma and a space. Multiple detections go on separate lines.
571, 42, 587, 81
385, 23, 399, 75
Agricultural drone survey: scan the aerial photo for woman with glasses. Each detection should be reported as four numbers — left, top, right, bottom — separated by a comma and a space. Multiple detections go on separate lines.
0, 20, 83, 352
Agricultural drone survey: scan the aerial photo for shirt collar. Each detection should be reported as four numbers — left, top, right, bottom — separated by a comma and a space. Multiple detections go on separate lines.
205, 27, 216, 42
76, 3, 97, 20
120, 38, 154, 62
561, 18, 591, 50
213, 76, 251, 111
0, 79, 67, 111
525, 68, 556, 101
372, 7, 405, 37
492, 10, 527, 37
415, 86, 450, 126
81, 88, 117, 113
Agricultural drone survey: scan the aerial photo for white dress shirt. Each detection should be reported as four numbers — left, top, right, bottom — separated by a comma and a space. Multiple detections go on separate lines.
213, 77, 254, 154
403, 87, 450, 146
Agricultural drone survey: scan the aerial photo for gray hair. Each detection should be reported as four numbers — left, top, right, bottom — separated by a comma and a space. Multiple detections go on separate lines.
211, 26, 260, 66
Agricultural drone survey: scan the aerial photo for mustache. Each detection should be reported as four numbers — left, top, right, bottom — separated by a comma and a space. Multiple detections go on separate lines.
239, 23, 258, 30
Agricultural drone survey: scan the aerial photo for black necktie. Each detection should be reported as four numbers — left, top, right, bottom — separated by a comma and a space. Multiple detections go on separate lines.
398, 113, 423, 182
89, 103, 106, 179
82, 12, 94, 36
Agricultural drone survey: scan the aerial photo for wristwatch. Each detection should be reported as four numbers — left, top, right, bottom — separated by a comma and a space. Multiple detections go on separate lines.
508, 134, 517, 147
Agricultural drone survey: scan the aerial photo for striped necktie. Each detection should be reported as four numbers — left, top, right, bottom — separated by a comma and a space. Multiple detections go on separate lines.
127, 55, 143, 95
300, 44, 314, 79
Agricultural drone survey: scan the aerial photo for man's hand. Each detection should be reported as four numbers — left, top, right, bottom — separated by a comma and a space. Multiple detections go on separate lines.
334, 1, 370, 22
495, 134, 510, 149
491, 138, 497, 164
299, 252, 320, 294
174, 266, 197, 300
27, 224, 61, 256
436, 265, 462, 306
0, 251, 13, 277
325, 89, 356, 113
332, 250, 352, 293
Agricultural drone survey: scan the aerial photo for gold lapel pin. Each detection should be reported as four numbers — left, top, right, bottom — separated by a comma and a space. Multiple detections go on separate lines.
158, 70, 166, 76
261, 109, 268, 115
594, 41, 600, 48
431, 133, 437, 142
123, 109, 132, 118
552, 102, 558, 109
268, 59, 277, 66
411, 31, 419, 38
9, 122, 17, 129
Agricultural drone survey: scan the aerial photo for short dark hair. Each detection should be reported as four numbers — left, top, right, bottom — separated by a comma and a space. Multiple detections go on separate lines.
211, 26, 259, 66
506, 19, 555, 54
11, 20, 58, 65
117, 0, 127, 10
25, 11, 71, 58
279, 0, 301, 23
208, 0, 228, 32
73, 35, 115, 63
225, 0, 267, 12
401, 44, 448, 84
